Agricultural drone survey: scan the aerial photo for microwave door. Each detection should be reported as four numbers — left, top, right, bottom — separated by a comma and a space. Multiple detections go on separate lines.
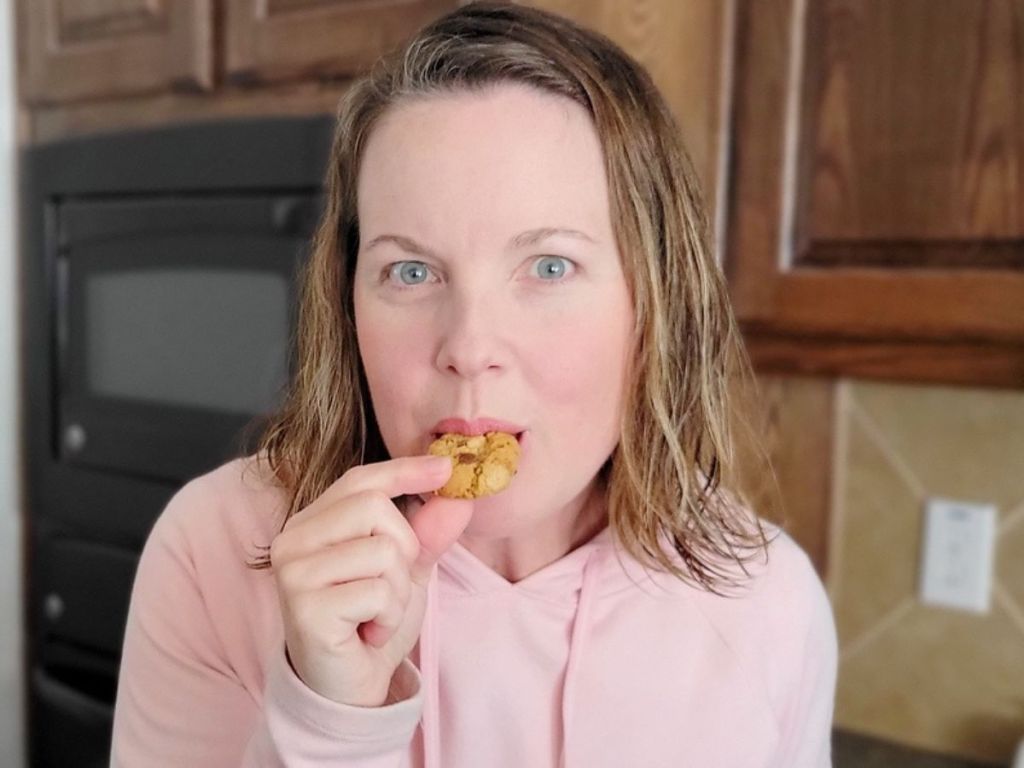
57, 229, 301, 483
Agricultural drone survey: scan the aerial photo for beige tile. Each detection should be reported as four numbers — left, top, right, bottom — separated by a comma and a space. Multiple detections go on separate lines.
851, 381, 1024, 515
996, 519, 1024, 632
835, 601, 1024, 764
833, 411, 921, 648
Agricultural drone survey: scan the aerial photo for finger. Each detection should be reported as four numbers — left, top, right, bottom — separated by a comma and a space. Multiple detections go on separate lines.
275, 490, 420, 566
278, 535, 411, 607
331, 456, 453, 505
312, 577, 401, 637
359, 623, 391, 648
359, 610, 402, 648
357, 581, 405, 648
278, 455, 452, 559
406, 495, 475, 587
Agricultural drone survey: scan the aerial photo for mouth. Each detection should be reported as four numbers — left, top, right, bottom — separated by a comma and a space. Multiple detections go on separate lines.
429, 417, 527, 444
431, 430, 526, 445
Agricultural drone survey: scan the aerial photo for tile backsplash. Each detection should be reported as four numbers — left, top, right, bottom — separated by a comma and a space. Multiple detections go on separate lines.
829, 381, 1024, 763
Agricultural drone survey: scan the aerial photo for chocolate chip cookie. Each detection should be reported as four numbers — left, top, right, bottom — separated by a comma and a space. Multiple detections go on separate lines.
428, 431, 520, 499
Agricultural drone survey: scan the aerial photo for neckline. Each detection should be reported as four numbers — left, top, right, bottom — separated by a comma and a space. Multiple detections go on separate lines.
439, 525, 613, 597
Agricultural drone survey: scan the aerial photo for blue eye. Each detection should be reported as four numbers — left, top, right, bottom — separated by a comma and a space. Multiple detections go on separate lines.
388, 261, 432, 286
534, 256, 572, 281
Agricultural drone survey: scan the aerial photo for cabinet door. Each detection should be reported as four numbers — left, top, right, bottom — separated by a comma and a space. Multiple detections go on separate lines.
224, 0, 457, 86
17, 0, 214, 106
724, 0, 1024, 387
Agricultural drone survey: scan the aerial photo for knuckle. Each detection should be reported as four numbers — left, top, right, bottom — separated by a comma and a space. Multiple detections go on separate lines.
275, 560, 302, 594
338, 463, 371, 490
405, 536, 421, 565
389, 529, 418, 567
394, 571, 412, 605
369, 577, 391, 606
269, 535, 290, 568
352, 488, 390, 509
289, 594, 319, 630
344, 463, 370, 480
340, 488, 370, 510
375, 535, 400, 566
306, 624, 334, 654
340, 490, 392, 528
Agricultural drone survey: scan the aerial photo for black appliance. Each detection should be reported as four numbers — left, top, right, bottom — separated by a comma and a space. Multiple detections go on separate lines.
20, 115, 334, 767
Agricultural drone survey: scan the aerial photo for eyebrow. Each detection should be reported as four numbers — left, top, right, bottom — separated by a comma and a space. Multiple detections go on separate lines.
363, 227, 597, 259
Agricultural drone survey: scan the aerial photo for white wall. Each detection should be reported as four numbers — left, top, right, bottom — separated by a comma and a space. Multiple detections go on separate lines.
0, 0, 26, 764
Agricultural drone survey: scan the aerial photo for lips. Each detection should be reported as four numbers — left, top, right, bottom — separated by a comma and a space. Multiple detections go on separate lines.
430, 417, 526, 441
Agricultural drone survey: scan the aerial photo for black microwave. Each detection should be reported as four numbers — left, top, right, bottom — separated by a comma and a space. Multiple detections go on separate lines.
55, 191, 317, 482
21, 116, 336, 768
23, 116, 333, 487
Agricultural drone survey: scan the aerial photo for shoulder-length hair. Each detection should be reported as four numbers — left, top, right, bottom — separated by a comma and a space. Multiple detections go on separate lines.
245, 0, 774, 594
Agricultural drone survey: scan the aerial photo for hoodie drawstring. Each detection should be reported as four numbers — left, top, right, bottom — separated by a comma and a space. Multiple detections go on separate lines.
420, 545, 607, 768
422, 565, 442, 768
559, 546, 605, 768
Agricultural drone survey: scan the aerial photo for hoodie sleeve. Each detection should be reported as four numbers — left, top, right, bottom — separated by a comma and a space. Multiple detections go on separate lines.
243, 653, 423, 766
110, 478, 424, 767
772, 550, 839, 768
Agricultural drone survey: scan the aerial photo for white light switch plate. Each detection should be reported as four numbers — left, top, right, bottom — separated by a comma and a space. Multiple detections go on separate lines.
919, 497, 997, 614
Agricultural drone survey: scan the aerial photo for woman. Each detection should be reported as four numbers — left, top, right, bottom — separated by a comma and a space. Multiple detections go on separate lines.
111, 2, 837, 766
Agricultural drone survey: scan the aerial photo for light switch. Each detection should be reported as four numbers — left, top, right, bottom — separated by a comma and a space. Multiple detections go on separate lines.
919, 497, 997, 614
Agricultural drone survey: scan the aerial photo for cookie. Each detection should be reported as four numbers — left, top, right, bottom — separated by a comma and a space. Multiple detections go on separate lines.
428, 431, 520, 499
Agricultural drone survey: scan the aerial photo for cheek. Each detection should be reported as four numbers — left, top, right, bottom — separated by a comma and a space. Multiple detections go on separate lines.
355, 300, 433, 413
526, 306, 631, 480
530, 307, 632, 411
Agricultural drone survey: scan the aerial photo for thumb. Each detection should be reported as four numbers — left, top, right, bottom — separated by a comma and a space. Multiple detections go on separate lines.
406, 494, 474, 586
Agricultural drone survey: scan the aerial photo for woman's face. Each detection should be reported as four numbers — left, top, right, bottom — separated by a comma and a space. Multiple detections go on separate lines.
353, 83, 634, 539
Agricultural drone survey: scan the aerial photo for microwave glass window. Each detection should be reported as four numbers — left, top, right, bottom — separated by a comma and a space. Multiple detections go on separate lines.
86, 269, 289, 415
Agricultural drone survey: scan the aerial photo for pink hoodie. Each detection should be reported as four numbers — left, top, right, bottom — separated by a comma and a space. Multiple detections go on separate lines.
111, 455, 837, 767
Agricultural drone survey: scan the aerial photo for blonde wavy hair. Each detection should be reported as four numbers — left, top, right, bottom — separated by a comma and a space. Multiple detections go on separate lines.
244, 0, 775, 594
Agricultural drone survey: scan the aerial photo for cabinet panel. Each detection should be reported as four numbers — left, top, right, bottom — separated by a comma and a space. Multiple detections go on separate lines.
799, 0, 1023, 262
17, 0, 214, 105
224, 0, 458, 85
724, 0, 1024, 387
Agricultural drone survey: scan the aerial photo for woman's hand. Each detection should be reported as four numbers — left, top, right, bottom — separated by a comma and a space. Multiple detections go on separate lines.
269, 455, 472, 707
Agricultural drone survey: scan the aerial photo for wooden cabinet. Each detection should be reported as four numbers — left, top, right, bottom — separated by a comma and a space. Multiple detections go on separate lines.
16, 0, 458, 107
223, 0, 458, 86
17, 0, 214, 105
724, 0, 1024, 388
18, 0, 1021, 391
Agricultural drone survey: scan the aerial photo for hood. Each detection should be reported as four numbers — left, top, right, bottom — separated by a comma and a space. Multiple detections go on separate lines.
415, 525, 678, 768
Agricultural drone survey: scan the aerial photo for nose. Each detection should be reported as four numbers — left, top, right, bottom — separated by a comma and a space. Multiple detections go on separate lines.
434, 291, 505, 379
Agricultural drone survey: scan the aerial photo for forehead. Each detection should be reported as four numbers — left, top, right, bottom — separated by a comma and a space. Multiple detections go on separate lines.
356, 84, 613, 243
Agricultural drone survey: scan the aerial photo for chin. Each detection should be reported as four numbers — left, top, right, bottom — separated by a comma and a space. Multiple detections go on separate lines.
460, 485, 542, 535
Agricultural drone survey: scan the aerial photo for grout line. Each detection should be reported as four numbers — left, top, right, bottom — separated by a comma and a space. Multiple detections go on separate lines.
838, 597, 916, 665
993, 580, 1024, 639
846, 399, 928, 502
998, 498, 1024, 534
